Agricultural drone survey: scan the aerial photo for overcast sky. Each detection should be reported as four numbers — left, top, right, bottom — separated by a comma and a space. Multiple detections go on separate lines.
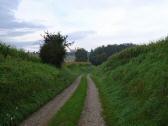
0, 0, 168, 52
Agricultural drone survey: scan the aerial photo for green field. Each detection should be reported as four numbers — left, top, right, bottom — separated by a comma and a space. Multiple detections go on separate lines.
49, 76, 87, 126
93, 38, 168, 126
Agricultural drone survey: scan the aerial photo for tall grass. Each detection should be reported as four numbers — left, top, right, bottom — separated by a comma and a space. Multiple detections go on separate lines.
0, 43, 83, 125
0, 59, 78, 125
102, 37, 168, 72
65, 62, 93, 74
93, 38, 168, 126
0, 43, 40, 62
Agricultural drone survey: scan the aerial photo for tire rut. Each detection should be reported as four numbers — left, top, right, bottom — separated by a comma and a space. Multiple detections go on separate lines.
78, 75, 105, 126
20, 76, 81, 126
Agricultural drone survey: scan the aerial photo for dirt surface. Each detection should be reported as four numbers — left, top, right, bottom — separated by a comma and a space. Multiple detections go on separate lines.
20, 76, 81, 126
78, 75, 105, 126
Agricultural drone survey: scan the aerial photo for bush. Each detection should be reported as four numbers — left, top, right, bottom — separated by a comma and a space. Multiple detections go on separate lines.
40, 32, 73, 68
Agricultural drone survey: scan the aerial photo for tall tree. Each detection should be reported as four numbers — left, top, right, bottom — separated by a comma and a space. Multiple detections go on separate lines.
40, 32, 73, 68
75, 48, 88, 62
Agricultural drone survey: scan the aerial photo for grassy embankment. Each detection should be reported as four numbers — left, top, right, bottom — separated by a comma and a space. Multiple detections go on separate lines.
65, 62, 92, 74
93, 38, 168, 126
0, 43, 83, 125
49, 76, 87, 126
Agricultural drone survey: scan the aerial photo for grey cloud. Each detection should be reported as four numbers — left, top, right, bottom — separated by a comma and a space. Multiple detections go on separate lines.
0, 28, 39, 37
0, 20, 44, 29
0, 0, 44, 37
7, 30, 33, 37
0, 1, 20, 9
68, 31, 96, 41
61, 0, 165, 11
7, 40, 41, 49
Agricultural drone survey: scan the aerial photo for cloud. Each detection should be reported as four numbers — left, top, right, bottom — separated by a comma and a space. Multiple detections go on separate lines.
0, 0, 45, 38
0, 28, 37, 37
1, 0, 168, 52
68, 31, 96, 41
6, 40, 41, 51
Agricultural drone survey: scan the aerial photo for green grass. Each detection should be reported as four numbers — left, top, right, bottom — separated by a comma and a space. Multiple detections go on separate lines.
0, 43, 86, 125
65, 62, 92, 74
93, 37, 168, 126
0, 59, 78, 125
49, 76, 87, 126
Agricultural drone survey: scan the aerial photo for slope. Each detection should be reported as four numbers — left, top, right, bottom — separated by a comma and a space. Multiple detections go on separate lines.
93, 38, 168, 126
0, 43, 79, 125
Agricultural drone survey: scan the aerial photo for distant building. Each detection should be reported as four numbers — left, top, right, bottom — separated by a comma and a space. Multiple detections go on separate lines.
64, 50, 76, 62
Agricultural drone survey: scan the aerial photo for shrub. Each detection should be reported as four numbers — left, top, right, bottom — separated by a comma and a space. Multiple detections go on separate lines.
40, 32, 73, 68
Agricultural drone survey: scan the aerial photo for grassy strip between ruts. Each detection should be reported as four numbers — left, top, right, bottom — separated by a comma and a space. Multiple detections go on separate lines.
48, 75, 87, 126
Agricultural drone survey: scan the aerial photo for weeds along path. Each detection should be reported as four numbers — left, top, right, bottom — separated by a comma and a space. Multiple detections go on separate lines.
20, 76, 82, 126
78, 75, 105, 126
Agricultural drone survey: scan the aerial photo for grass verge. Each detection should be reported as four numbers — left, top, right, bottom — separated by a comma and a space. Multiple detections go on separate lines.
48, 76, 87, 126
0, 59, 78, 125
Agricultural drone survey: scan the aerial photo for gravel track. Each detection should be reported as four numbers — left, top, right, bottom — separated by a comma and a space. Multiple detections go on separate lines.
78, 75, 105, 126
20, 76, 81, 126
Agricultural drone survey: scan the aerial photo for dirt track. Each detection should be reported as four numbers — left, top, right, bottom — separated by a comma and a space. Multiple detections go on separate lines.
20, 76, 81, 126
78, 75, 105, 126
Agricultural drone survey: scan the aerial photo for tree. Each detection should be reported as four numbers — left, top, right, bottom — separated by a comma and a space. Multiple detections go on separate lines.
89, 43, 136, 65
75, 48, 88, 62
39, 32, 73, 68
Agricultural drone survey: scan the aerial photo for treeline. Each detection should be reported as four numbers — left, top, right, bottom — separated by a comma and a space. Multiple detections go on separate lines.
89, 43, 136, 65
0, 32, 136, 67
74, 44, 136, 65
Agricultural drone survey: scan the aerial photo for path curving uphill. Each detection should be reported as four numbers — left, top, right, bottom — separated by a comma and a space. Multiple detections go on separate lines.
20, 76, 81, 126
78, 75, 105, 126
